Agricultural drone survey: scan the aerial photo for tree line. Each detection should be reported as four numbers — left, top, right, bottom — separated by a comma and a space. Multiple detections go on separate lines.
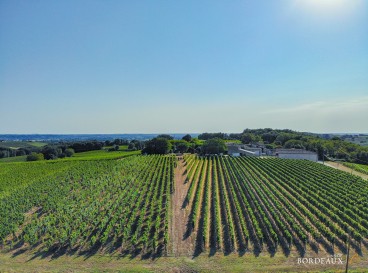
0, 140, 141, 161
142, 134, 226, 155
198, 129, 368, 164
2, 129, 366, 164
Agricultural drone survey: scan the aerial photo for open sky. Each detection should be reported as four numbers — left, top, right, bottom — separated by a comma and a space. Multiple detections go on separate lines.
1, 0, 367, 134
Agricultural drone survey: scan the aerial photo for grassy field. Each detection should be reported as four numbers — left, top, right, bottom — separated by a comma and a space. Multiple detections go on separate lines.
0, 141, 47, 149
0, 155, 27, 163
0, 249, 367, 273
0, 146, 140, 163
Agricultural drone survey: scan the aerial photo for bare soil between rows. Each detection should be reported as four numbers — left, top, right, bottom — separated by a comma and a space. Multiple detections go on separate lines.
170, 157, 195, 256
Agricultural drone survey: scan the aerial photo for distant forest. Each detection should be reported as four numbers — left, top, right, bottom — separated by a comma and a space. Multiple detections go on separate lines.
1, 129, 367, 164
198, 128, 368, 164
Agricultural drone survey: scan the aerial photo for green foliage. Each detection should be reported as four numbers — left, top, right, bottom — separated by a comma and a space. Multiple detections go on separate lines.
26, 153, 44, 161
343, 162, 368, 175
198, 132, 228, 140
64, 148, 74, 157
234, 129, 368, 163
240, 133, 258, 144
143, 138, 172, 154
284, 139, 305, 149
128, 142, 136, 151
156, 134, 174, 140
0, 141, 47, 149
58, 149, 139, 161
170, 140, 189, 153
201, 138, 226, 155
0, 161, 73, 197
0, 155, 175, 255
183, 155, 368, 253
182, 134, 192, 142
0, 155, 27, 163
108, 145, 119, 151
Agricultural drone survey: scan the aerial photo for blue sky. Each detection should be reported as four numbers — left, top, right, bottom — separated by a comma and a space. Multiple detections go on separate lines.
1, 0, 367, 133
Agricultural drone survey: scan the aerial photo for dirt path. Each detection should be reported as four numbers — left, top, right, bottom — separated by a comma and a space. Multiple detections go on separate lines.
324, 161, 368, 180
170, 157, 195, 256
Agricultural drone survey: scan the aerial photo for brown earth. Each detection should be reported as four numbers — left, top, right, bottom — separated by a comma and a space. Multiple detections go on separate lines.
170, 157, 195, 256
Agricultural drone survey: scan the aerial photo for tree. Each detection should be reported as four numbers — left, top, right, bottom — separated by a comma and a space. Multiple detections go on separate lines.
108, 145, 119, 151
182, 134, 192, 142
156, 134, 174, 140
274, 133, 297, 146
128, 142, 136, 151
198, 132, 228, 140
64, 148, 74, 157
41, 146, 61, 160
261, 132, 278, 144
241, 133, 256, 144
172, 140, 189, 153
142, 138, 172, 154
113, 139, 129, 145
130, 140, 144, 150
69, 141, 104, 153
284, 139, 304, 149
26, 153, 44, 161
201, 138, 226, 155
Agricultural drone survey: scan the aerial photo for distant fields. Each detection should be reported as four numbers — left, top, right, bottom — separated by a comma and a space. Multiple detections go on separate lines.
343, 135, 368, 147
0, 155, 27, 163
0, 146, 140, 163
0, 141, 47, 149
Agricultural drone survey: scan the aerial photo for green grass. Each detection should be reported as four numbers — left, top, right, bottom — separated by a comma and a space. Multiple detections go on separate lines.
0, 250, 367, 273
0, 155, 27, 163
0, 141, 47, 149
0, 146, 140, 164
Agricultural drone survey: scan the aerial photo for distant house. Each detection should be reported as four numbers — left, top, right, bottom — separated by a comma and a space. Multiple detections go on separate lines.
227, 144, 262, 157
275, 149, 318, 162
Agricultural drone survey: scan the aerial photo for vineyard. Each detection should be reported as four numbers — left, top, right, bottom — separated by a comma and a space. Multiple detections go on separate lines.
1, 153, 368, 263
0, 155, 175, 256
343, 162, 368, 176
183, 155, 368, 255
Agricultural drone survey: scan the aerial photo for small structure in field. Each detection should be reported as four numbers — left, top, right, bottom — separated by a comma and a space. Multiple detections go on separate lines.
227, 144, 263, 157
275, 149, 318, 162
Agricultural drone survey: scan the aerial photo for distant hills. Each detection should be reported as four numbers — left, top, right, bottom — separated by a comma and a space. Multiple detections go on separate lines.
0, 134, 199, 142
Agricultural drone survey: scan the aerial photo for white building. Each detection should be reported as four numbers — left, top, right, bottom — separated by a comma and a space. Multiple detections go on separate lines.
275, 149, 318, 162
227, 144, 262, 157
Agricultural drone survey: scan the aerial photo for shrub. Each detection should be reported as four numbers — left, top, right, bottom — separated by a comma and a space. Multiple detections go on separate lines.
26, 153, 44, 161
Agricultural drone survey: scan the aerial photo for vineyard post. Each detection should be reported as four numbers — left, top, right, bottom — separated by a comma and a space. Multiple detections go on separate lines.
345, 230, 350, 273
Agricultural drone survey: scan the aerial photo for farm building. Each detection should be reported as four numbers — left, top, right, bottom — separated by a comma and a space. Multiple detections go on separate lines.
275, 149, 318, 162
227, 144, 262, 157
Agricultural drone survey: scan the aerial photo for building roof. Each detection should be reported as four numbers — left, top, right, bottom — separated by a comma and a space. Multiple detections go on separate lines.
275, 149, 316, 155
